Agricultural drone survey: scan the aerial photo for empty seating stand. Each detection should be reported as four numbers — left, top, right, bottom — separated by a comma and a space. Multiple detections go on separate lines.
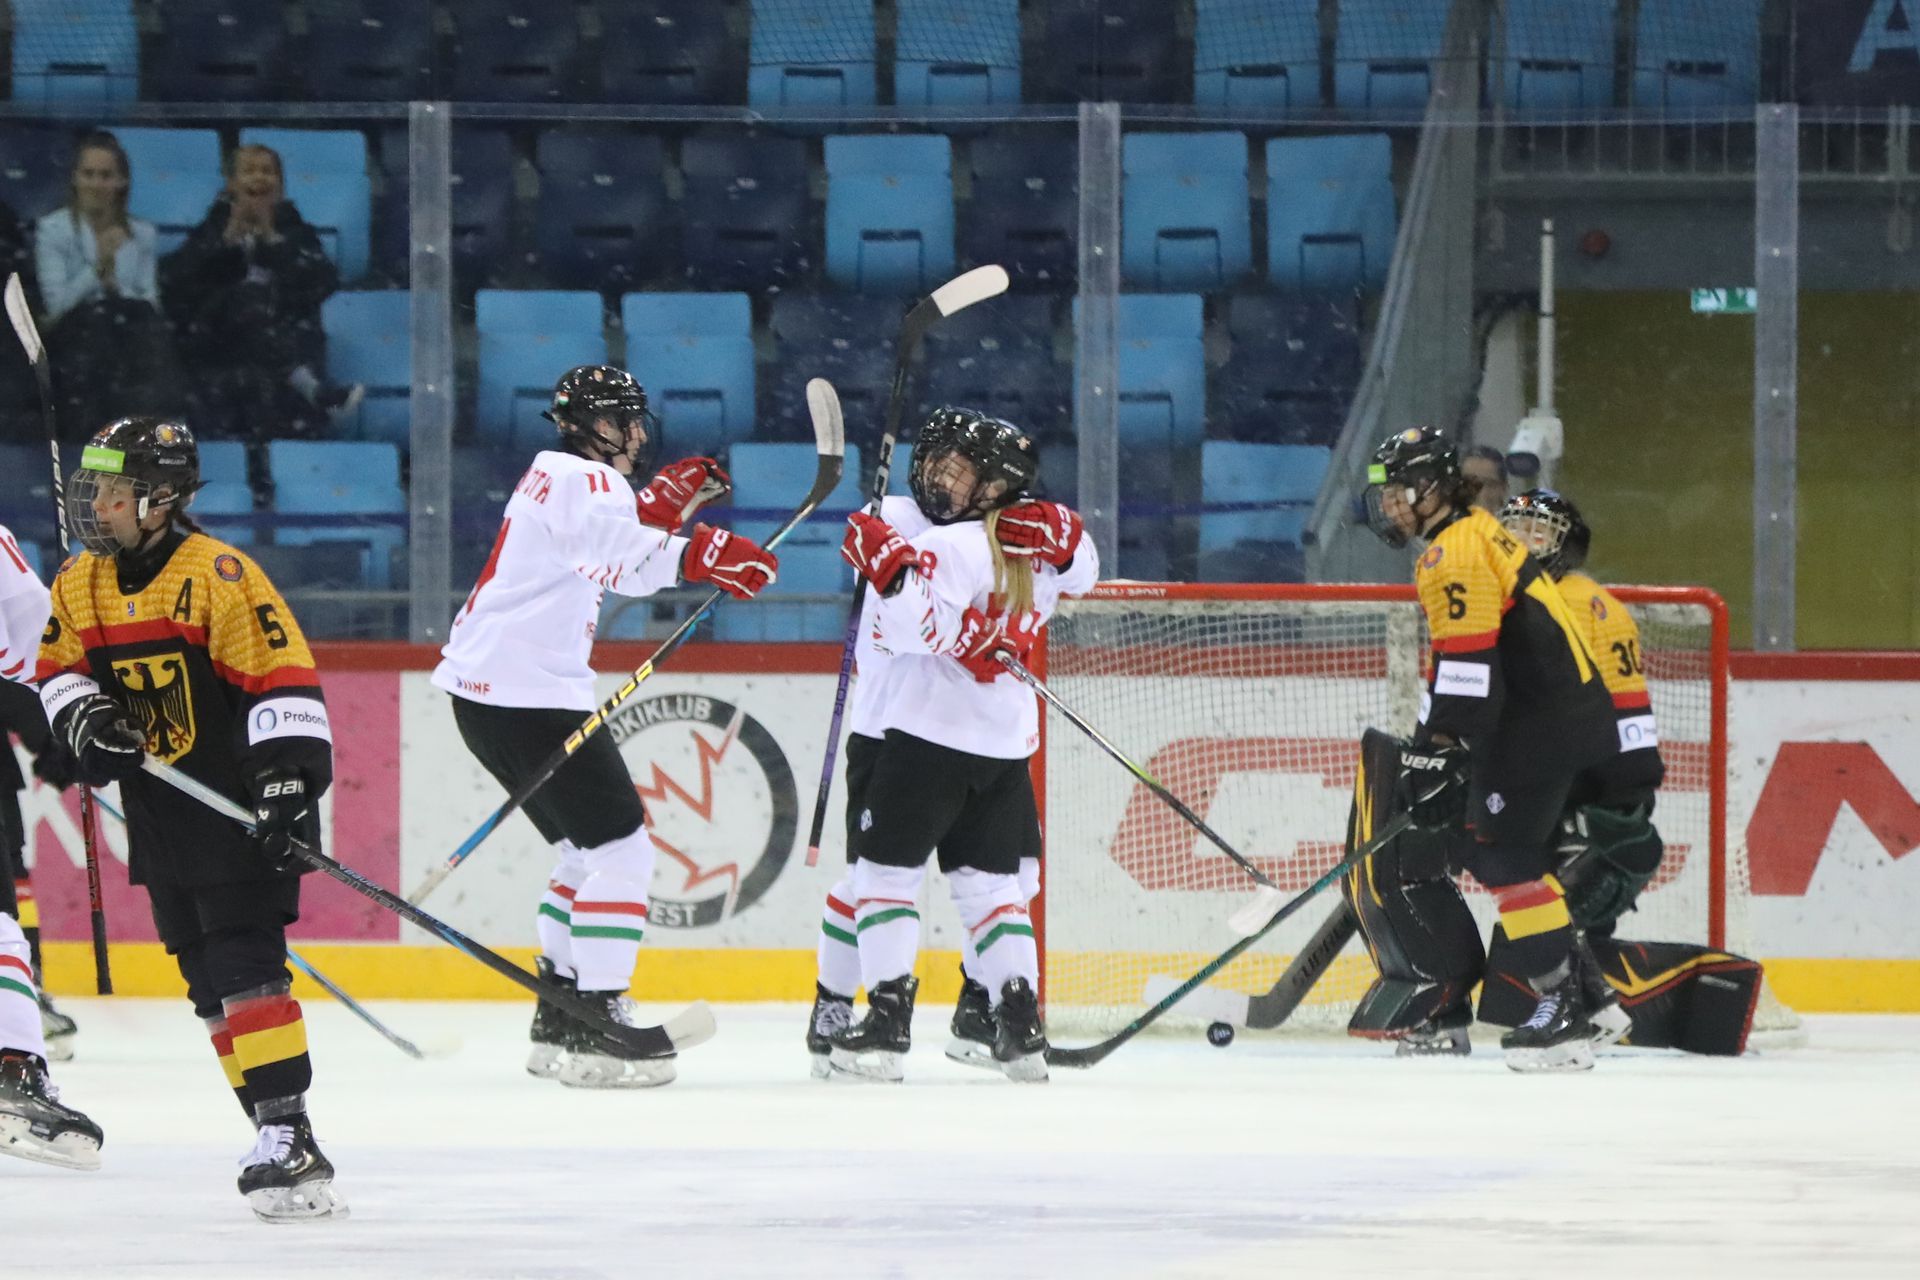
895, 0, 1022, 107
1197, 441, 1326, 582
113, 127, 224, 255
962, 132, 1078, 290
824, 135, 955, 294
473, 290, 608, 452
322, 291, 411, 445
144, 1, 290, 102
190, 439, 254, 546
1266, 133, 1397, 291
1121, 131, 1252, 290
304, 0, 434, 101
267, 440, 407, 590
601, 1, 742, 105
714, 442, 866, 642
534, 129, 673, 293
1035, 0, 1185, 103
748, 0, 877, 107
12, 0, 138, 106
620, 292, 756, 457
1333, 0, 1450, 113
1497, 0, 1616, 113
918, 294, 1068, 438
1213, 292, 1361, 444
765, 292, 900, 444
449, 0, 586, 102
680, 133, 814, 290
1633, 0, 1760, 109
1074, 292, 1206, 453
240, 127, 373, 282
0, 125, 72, 219
1194, 0, 1322, 112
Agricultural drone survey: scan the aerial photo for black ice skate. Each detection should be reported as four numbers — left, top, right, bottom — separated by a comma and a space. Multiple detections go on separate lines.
39, 992, 77, 1063
237, 1115, 346, 1222
829, 975, 918, 1082
1575, 933, 1632, 1050
944, 971, 997, 1070
807, 983, 853, 1080
991, 977, 1049, 1083
1394, 1003, 1472, 1058
0, 1052, 102, 1170
1501, 963, 1600, 1073
527, 956, 577, 1079
558, 991, 677, 1089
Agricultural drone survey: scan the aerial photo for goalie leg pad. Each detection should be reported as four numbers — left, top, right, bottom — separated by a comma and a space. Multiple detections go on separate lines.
1559, 804, 1665, 931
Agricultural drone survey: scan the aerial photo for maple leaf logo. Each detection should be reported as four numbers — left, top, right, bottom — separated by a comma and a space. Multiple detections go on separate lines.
633, 707, 748, 917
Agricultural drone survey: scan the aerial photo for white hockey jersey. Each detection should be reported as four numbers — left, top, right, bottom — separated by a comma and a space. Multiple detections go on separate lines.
847, 495, 933, 741
433, 450, 689, 711
867, 514, 1099, 760
0, 524, 48, 684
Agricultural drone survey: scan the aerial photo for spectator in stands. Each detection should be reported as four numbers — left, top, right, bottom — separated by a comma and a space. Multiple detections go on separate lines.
1463, 445, 1509, 513
34, 131, 184, 439
161, 143, 360, 453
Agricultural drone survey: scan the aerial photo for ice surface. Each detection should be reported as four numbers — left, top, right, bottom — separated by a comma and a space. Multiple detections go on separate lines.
7, 1001, 1918, 1278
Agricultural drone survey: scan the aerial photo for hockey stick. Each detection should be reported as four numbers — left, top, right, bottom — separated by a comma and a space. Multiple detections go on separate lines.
803, 265, 1010, 869
409, 378, 847, 905
89, 790, 436, 1060
1045, 812, 1413, 1069
138, 756, 715, 1060
1141, 900, 1360, 1031
994, 652, 1289, 936
4, 272, 111, 995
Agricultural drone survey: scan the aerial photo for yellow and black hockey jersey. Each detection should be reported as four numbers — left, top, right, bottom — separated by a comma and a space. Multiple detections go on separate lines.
37, 528, 332, 886
1556, 571, 1666, 799
1413, 507, 1614, 782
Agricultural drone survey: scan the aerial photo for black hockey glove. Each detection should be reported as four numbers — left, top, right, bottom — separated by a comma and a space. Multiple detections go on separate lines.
31, 740, 78, 791
246, 764, 319, 873
56, 692, 147, 787
1396, 741, 1470, 830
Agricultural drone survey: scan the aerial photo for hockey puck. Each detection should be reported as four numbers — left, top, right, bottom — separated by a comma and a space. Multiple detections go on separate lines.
1207, 1021, 1235, 1048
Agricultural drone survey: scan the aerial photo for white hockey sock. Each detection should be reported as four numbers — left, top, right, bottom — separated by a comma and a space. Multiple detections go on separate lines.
949, 868, 1037, 1007
536, 840, 587, 980
0, 914, 48, 1059
816, 877, 859, 998
852, 859, 924, 991
570, 826, 658, 993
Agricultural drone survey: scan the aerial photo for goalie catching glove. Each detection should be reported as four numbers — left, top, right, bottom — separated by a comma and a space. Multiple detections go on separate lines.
841, 512, 924, 596
995, 500, 1083, 568
680, 523, 777, 599
1397, 740, 1470, 829
246, 764, 319, 872
54, 691, 147, 786
636, 457, 731, 534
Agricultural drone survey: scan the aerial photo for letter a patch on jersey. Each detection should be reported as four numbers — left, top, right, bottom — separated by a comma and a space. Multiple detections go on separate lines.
111, 653, 196, 763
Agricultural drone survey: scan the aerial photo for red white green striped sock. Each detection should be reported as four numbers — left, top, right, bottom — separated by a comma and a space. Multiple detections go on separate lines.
572, 897, 648, 992
536, 879, 578, 978
816, 883, 859, 998
966, 903, 1037, 1005
855, 897, 920, 993
0, 925, 46, 1060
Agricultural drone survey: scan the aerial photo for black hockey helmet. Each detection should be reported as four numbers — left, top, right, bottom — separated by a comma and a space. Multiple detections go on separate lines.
68, 416, 202, 556
543, 364, 659, 474
1499, 487, 1591, 578
908, 406, 1039, 524
1361, 426, 1465, 548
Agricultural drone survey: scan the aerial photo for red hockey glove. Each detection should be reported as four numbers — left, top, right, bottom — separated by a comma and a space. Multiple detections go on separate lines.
840, 512, 922, 596
636, 457, 731, 533
995, 500, 1084, 568
952, 608, 1040, 683
681, 523, 777, 599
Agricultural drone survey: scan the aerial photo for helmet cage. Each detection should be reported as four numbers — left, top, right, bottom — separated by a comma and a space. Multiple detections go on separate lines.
67, 446, 189, 557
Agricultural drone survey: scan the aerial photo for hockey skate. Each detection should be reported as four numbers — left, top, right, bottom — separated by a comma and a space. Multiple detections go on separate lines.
526, 956, 575, 1079
0, 1052, 102, 1170
806, 984, 853, 1080
238, 1115, 347, 1222
1576, 933, 1632, 1051
829, 975, 918, 1082
1501, 964, 1601, 1073
557, 991, 677, 1089
991, 978, 1048, 1082
39, 993, 77, 1063
944, 972, 997, 1070
1395, 1004, 1472, 1057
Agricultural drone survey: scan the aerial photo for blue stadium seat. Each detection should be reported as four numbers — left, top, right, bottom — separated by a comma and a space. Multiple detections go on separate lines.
714, 442, 865, 641
766, 292, 900, 444
918, 295, 1067, 438
895, 0, 1021, 107
1333, 0, 1450, 112
1498, 0, 1616, 112
1035, 0, 1183, 103
680, 133, 814, 290
1213, 292, 1361, 444
240, 128, 372, 282
474, 290, 607, 451
1634, 0, 1759, 109
11, 0, 137, 105
0, 126, 71, 220
824, 135, 954, 294
322, 291, 411, 445
620, 292, 755, 457
534, 130, 672, 293
144, 1, 289, 102
192, 439, 254, 546
602, 1, 741, 104
748, 0, 877, 107
1073, 293, 1205, 451
451, 131, 516, 289
962, 133, 1078, 290
114, 127, 224, 255
1200, 441, 1330, 549
304, 0, 434, 101
1266, 133, 1397, 291
1194, 0, 1321, 112
1122, 132, 1252, 290
450, 0, 586, 103
267, 441, 407, 589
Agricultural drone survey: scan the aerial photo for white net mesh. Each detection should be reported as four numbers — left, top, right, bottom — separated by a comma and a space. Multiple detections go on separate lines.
1037, 585, 1799, 1040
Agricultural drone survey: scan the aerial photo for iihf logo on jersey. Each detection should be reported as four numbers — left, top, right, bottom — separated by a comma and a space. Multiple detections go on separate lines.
605, 692, 798, 930
1485, 792, 1506, 814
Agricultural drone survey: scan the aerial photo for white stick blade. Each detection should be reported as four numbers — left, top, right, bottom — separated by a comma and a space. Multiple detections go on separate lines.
664, 1000, 718, 1051
1228, 884, 1290, 937
930, 264, 1009, 317
4, 273, 41, 364
804, 377, 846, 456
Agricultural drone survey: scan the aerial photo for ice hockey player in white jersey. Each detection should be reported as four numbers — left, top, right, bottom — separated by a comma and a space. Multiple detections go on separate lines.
434, 365, 778, 1088
0, 522, 103, 1170
825, 407, 1098, 1083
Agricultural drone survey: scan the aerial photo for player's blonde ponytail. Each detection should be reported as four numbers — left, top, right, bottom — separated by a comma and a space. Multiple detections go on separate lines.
984, 509, 1035, 617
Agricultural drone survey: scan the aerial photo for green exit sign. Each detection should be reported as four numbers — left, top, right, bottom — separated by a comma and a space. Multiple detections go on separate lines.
1691, 287, 1758, 315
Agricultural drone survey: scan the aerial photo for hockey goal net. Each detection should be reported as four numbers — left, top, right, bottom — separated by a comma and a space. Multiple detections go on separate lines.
1032, 583, 1800, 1040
